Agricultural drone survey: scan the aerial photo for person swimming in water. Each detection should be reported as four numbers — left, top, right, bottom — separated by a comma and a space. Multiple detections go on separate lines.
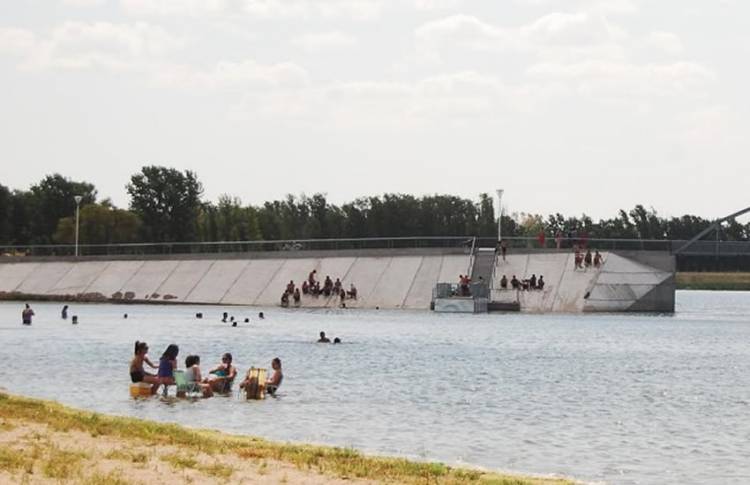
317, 331, 331, 343
130, 341, 160, 394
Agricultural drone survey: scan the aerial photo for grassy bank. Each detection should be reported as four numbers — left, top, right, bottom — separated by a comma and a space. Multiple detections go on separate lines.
0, 392, 573, 484
676, 272, 750, 291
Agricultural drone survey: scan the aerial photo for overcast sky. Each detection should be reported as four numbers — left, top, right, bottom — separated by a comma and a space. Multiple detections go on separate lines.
1, 0, 748, 220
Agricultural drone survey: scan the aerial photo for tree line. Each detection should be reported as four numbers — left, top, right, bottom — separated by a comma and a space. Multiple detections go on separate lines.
0, 166, 747, 246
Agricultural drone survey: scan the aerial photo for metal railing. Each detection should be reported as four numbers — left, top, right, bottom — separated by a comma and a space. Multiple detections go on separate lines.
2, 235, 749, 258
0, 236, 476, 258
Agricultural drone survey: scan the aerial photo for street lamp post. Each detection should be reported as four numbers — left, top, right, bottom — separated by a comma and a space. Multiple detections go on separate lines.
496, 189, 504, 243
74, 195, 82, 257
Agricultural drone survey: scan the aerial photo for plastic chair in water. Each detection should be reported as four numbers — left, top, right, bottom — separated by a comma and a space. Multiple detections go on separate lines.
174, 370, 201, 398
242, 368, 267, 400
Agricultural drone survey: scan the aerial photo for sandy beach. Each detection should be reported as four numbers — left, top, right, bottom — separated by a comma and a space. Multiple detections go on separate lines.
0, 392, 572, 484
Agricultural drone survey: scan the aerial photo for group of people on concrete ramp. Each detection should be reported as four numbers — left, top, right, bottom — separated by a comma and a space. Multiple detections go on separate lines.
281, 269, 358, 308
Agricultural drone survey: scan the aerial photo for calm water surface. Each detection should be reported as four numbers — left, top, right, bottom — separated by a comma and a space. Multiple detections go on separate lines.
1, 291, 749, 484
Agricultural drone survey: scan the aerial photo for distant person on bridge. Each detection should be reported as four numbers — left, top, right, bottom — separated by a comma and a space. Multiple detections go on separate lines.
537, 231, 546, 248
499, 240, 508, 262
594, 250, 603, 268
510, 275, 520, 290
584, 249, 593, 269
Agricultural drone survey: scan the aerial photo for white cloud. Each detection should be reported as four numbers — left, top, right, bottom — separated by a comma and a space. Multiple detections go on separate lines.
61, 0, 107, 6
527, 60, 716, 98
156, 59, 310, 90
120, 0, 384, 19
415, 14, 519, 58
291, 32, 357, 51
120, 0, 231, 16
0, 28, 36, 55
520, 12, 627, 45
2, 21, 183, 71
643, 31, 684, 55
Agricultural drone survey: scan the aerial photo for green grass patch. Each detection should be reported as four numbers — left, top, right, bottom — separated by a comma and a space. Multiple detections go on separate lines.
0, 392, 573, 485
162, 452, 199, 470
0, 444, 35, 474
104, 449, 149, 464
42, 445, 87, 479
198, 461, 235, 479
677, 272, 750, 291
82, 470, 132, 485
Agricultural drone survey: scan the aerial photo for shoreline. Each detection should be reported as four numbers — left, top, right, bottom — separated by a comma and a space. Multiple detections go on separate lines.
0, 391, 574, 484
676, 272, 750, 291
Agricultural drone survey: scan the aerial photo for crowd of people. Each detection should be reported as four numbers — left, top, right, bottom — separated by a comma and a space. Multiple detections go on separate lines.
574, 247, 604, 270
281, 269, 358, 308
499, 274, 545, 291
129, 341, 283, 399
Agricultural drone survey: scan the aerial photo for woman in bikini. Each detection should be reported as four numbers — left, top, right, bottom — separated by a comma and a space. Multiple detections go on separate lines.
129, 341, 160, 394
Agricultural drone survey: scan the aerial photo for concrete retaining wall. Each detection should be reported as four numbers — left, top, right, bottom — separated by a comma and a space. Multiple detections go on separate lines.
491, 251, 675, 313
0, 254, 470, 310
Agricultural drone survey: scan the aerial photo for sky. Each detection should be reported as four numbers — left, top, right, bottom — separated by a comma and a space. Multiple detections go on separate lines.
0, 0, 748, 220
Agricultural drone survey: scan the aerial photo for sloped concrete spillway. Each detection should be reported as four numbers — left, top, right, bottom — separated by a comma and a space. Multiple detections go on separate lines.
491, 251, 675, 313
0, 250, 674, 312
0, 254, 471, 310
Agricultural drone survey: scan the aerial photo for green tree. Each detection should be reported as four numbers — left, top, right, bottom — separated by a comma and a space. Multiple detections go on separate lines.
26, 174, 97, 244
54, 201, 142, 244
0, 184, 11, 244
127, 166, 203, 242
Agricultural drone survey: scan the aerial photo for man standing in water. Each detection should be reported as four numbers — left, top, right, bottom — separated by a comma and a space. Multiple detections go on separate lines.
22, 304, 34, 325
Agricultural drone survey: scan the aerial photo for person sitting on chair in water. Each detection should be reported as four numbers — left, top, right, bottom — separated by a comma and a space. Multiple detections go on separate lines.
130, 341, 160, 394
207, 352, 237, 393
317, 331, 331, 343
266, 358, 283, 396
157, 344, 179, 394
184, 355, 213, 398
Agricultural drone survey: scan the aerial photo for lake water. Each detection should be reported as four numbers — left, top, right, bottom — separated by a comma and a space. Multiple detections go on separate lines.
1, 291, 749, 484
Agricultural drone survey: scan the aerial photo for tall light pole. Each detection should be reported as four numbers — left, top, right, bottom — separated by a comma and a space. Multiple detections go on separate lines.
74, 195, 82, 257
496, 189, 504, 243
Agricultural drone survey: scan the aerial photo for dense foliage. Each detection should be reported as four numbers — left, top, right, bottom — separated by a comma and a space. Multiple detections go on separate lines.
0, 167, 748, 246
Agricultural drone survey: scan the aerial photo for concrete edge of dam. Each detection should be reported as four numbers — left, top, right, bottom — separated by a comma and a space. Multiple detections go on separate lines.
0, 249, 675, 313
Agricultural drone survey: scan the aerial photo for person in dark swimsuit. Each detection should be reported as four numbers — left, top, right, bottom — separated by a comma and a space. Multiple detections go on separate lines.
157, 344, 179, 394
130, 341, 160, 394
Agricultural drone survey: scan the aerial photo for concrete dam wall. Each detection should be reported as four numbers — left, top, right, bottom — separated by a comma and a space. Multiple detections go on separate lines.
0, 250, 674, 312
491, 251, 675, 313
0, 254, 471, 310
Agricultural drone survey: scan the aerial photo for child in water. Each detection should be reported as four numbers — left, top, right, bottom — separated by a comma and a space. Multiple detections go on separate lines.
130, 341, 160, 394
158, 344, 179, 393
184, 355, 213, 398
